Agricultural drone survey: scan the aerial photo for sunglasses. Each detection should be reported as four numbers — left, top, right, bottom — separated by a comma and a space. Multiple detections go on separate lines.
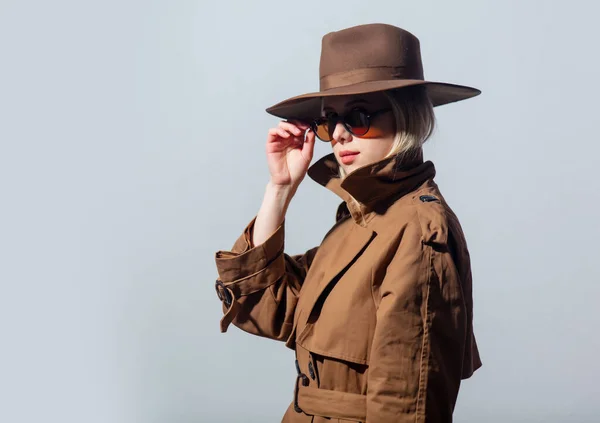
308, 107, 392, 142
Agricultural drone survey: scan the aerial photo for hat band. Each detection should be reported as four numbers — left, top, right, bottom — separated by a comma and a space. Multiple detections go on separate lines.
319, 65, 424, 91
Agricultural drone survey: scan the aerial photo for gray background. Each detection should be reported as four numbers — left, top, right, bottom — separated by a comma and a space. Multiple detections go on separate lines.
1, 0, 599, 422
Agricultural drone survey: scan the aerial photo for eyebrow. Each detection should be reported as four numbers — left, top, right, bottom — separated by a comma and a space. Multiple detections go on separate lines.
322, 98, 370, 112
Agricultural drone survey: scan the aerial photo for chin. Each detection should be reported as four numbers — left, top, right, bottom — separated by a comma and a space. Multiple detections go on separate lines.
342, 163, 357, 173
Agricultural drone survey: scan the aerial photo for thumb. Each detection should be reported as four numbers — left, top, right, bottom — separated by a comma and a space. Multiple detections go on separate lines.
301, 128, 316, 159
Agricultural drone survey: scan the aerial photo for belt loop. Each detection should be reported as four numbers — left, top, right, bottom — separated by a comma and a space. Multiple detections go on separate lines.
293, 359, 309, 413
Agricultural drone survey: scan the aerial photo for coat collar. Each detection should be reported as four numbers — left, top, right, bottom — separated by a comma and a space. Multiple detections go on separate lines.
307, 152, 436, 226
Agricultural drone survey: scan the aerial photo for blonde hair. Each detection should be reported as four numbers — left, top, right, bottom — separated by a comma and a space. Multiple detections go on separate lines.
338, 85, 436, 179
338, 85, 436, 221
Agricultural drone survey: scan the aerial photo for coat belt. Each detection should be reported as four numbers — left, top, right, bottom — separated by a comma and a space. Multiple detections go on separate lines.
296, 384, 367, 421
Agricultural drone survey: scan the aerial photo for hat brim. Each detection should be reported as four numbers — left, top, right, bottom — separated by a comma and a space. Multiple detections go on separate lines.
265, 79, 481, 120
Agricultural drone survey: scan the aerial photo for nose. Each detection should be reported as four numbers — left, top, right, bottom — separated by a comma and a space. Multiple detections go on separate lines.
331, 122, 352, 145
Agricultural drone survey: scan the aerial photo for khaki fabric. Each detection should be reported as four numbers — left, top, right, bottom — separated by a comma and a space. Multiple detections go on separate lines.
214, 152, 481, 422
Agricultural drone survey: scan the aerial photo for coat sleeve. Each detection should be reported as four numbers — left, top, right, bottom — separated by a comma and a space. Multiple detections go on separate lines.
366, 217, 475, 422
214, 215, 319, 341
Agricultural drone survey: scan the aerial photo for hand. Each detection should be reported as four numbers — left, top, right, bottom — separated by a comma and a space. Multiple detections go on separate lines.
266, 119, 316, 188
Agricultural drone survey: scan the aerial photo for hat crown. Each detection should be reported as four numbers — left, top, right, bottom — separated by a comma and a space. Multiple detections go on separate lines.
319, 24, 424, 90
264, 23, 481, 120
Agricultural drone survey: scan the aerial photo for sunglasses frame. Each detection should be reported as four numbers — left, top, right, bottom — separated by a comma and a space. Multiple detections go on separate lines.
309, 107, 393, 142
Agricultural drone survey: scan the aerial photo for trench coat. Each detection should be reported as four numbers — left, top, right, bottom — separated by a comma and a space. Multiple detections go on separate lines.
214, 152, 482, 422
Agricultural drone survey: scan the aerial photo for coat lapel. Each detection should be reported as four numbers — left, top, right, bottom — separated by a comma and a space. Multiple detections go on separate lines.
286, 153, 434, 348
297, 223, 377, 335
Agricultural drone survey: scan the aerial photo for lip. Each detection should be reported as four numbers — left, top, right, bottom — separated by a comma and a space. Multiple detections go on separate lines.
340, 151, 359, 165
339, 150, 360, 157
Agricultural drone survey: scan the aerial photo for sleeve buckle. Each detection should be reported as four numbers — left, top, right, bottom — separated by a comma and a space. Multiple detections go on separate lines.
215, 279, 233, 307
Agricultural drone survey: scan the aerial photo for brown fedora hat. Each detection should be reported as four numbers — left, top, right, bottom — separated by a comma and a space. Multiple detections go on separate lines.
265, 23, 481, 120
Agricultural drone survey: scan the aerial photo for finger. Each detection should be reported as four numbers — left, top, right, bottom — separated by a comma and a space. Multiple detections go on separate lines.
267, 127, 283, 142
267, 128, 294, 146
301, 128, 316, 157
279, 121, 304, 136
277, 127, 291, 138
285, 119, 310, 129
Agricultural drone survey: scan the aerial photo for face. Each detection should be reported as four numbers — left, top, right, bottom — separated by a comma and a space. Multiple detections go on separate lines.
320, 92, 396, 175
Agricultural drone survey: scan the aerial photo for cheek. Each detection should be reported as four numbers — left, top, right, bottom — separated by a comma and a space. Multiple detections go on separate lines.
359, 136, 396, 160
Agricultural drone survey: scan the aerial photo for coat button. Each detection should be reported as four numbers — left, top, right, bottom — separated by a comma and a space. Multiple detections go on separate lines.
308, 361, 315, 380
419, 195, 440, 203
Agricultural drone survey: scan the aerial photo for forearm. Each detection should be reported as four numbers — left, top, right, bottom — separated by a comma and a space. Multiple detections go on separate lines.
253, 181, 296, 247
215, 212, 318, 337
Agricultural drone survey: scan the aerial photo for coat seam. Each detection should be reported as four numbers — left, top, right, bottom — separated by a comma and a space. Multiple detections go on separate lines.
415, 244, 432, 422
369, 264, 379, 311
267, 284, 279, 305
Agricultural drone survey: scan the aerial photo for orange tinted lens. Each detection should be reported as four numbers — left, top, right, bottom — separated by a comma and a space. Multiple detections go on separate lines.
345, 110, 369, 135
315, 122, 332, 141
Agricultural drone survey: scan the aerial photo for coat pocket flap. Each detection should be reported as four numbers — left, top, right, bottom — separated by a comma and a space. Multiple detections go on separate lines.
297, 319, 372, 365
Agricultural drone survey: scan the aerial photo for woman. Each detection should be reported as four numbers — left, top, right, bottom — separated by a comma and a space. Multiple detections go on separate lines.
214, 23, 482, 422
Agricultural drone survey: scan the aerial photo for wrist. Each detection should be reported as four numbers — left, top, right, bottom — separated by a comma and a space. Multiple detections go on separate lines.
266, 180, 297, 198
265, 181, 295, 214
